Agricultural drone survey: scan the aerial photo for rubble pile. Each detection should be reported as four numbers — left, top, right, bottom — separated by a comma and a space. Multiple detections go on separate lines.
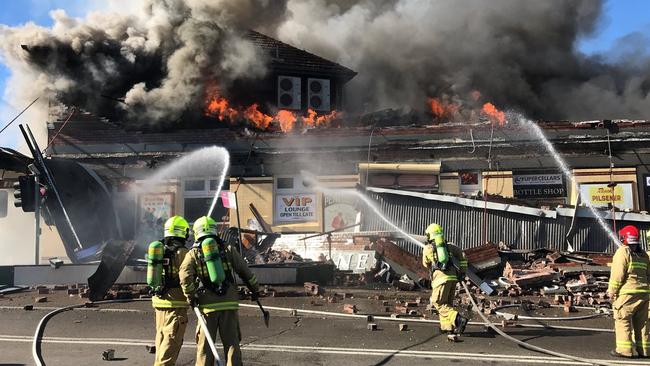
254, 248, 305, 264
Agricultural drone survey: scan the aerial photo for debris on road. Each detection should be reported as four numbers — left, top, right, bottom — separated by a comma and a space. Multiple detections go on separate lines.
102, 349, 115, 361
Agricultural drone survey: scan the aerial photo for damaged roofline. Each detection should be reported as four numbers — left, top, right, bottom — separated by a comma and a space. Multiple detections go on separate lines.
366, 187, 650, 223
366, 187, 557, 218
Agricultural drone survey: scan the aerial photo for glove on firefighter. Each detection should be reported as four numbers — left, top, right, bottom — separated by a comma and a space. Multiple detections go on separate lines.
250, 291, 260, 302
187, 293, 198, 308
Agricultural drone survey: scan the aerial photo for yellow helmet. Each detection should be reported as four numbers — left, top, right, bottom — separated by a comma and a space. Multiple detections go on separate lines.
193, 216, 218, 241
164, 216, 189, 238
425, 223, 444, 244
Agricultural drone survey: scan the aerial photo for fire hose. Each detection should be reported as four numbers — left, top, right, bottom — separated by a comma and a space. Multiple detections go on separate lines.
493, 303, 609, 322
458, 281, 617, 366
32, 296, 620, 366
32, 299, 150, 366
32, 297, 267, 365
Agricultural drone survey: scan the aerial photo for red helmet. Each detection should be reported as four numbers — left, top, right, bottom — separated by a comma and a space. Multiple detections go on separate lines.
619, 225, 640, 246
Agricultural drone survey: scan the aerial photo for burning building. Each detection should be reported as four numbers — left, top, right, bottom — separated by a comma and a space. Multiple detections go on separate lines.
1, 0, 650, 268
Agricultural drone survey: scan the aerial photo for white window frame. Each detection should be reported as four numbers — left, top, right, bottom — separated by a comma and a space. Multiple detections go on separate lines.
182, 177, 230, 227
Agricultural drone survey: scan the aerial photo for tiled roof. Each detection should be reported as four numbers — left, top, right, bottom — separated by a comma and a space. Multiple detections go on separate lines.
246, 30, 357, 81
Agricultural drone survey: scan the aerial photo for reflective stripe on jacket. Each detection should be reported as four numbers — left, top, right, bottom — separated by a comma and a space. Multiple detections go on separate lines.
607, 246, 650, 296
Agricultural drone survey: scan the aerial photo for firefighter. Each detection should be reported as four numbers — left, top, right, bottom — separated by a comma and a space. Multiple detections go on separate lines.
608, 225, 650, 358
179, 216, 259, 366
147, 215, 191, 366
422, 223, 469, 335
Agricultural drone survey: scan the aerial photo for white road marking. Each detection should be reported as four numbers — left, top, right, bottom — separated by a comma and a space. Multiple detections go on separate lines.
0, 335, 646, 365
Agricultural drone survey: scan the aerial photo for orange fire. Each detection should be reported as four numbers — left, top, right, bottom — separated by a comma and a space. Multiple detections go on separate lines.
427, 97, 459, 119
303, 108, 340, 128
243, 104, 273, 130
276, 110, 297, 132
482, 102, 506, 126
204, 84, 340, 132
205, 96, 238, 122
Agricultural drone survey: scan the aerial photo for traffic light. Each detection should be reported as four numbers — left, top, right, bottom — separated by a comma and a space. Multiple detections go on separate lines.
13, 175, 36, 212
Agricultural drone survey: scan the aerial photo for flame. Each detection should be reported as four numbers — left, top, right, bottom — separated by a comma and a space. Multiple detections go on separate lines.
303, 109, 339, 128
276, 110, 297, 132
205, 96, 238, 121
482, 102, 506, 125
427, 97, 459, 119
243, 104, 273, 130
204, 82, 342, 132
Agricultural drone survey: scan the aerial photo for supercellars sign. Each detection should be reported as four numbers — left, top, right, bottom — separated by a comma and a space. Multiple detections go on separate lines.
513, 171, 566, 199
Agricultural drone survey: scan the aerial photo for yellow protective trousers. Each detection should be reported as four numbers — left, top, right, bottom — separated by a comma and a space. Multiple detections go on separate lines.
430, 272, 459, 332
613, 293, 649, 357
195, 309, 242, 366
154, 307, 188, 366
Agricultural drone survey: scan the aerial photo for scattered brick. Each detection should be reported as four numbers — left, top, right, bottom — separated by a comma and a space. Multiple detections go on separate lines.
102, 349, 115, 361
304, 282, 322, 296
24, 305, 34, 311
399, 324, 408, 331
37, 288, 50, 295
34, 297, 48, 303
367, 323, 377, 331
67, 288, 80, 295
343, 304, 358, 314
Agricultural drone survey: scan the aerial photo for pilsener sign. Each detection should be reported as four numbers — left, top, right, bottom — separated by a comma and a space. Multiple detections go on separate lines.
513, 171, 566, 199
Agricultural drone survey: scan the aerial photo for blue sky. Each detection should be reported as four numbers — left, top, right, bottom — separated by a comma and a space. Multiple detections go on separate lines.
0, 0, 649, 148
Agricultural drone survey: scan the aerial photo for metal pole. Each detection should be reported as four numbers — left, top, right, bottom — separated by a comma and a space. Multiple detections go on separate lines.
34, 175, 40, 265
234, 190, 243, 254
327, 234, 332, 261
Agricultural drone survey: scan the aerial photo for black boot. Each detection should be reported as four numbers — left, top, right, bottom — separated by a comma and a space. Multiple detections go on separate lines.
610, 350, 634, 358
454, 315, 468, 335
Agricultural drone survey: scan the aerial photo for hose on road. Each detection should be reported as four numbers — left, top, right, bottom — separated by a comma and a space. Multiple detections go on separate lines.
459, 281, 617, 366
32, 294, 620, 366
32, 299, 149, 366
493, 303, 609, 322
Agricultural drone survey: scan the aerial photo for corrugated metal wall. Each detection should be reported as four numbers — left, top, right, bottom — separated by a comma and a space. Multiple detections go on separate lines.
361, 190, 649, 256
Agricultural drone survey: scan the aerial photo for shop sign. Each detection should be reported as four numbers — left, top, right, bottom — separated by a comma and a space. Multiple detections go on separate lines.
513, 171, 565, 198
275, 193, 317, 223
137, 192, 174, 243
324, 194, 359, 232
579, 183, 634, 210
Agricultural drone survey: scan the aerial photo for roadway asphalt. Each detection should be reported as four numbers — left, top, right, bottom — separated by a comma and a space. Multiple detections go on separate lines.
0, 287, 649, 366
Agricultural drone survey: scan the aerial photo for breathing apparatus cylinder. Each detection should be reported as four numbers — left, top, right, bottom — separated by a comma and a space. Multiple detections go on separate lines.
201, 237, 226, 286
426, 223, 450, 270
434, 233, 449, 269
146, 240, 164, 289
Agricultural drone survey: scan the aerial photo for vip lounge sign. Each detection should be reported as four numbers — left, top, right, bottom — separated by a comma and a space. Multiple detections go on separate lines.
275, 194, 318, 223
513, 171, 566, 199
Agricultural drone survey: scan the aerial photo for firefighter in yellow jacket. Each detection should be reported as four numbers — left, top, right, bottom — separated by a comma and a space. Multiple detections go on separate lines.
179, 216, 259, 366
608, 225, 650, 358
147, 216, 191, 366
422, 223, 469, 334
